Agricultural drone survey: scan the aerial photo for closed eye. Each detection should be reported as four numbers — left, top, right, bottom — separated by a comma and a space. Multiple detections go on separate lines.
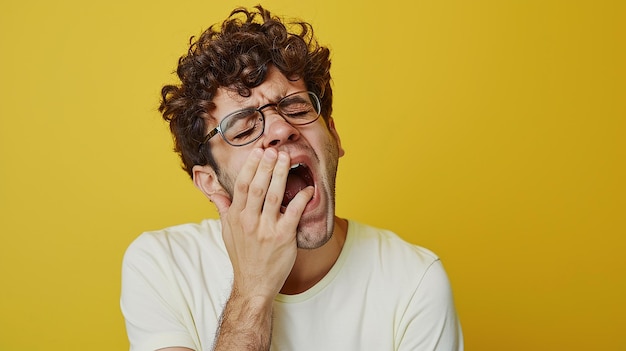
280, 102, 314, 118
232, 126, 258, 140
223, 111, 263, 142
283, 109, 312, 118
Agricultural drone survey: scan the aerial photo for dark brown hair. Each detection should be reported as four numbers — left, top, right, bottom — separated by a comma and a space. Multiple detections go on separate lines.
159, 6, 332, 178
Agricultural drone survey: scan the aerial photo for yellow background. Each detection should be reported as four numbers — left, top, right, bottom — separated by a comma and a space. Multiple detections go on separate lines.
1, 0, 624, 350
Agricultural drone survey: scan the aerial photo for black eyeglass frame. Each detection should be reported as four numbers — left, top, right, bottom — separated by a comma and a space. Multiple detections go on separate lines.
199, 91, 322, 149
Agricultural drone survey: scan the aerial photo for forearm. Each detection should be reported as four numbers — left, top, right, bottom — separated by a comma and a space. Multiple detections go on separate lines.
213, 287, 274, 351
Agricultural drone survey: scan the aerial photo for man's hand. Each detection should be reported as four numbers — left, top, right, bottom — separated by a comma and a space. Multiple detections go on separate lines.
212, 147, 313, 298
208, 148, 314, 350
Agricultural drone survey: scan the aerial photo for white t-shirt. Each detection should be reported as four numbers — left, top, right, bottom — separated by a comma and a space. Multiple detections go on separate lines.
121, 219, 463, 351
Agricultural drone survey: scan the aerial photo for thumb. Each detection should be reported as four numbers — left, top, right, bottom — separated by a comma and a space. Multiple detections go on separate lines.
209, 192, 232, 218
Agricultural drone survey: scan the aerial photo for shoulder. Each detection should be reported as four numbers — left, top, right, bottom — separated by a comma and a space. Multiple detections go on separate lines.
347, 220, 440, 270
121, 219, 229, 351
342, 221, 463, 348
123, 219, 225, 268
344, 220, 451, 297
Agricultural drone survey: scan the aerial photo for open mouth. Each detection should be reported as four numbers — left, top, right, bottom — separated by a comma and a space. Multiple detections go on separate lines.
282, 163, 314, 208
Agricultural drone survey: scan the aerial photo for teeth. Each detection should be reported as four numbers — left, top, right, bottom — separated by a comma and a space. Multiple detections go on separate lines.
290, 163, 302, 169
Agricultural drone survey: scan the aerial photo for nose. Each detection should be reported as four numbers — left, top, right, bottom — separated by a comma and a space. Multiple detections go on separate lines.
261, 110, 301, 148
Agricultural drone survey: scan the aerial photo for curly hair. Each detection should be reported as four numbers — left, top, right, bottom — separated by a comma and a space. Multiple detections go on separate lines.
159, 6, 333, 178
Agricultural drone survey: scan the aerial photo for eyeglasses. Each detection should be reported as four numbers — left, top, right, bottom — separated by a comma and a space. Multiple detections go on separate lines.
200, 91, 322, 148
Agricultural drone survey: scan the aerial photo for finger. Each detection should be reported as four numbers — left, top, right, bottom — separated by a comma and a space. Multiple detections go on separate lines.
245, 148, 279, 213
209, 192, 232, 219
230, 148, 264, 212
263, 151, 291, 214
281, 186, 314, 228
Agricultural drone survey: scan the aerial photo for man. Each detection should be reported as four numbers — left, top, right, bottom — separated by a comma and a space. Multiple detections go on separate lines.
121, 6, 463, 351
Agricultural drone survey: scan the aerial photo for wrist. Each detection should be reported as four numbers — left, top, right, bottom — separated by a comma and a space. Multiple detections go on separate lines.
229, 285, 275, 316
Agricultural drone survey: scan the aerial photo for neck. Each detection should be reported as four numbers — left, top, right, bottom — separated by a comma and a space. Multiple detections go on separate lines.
279, 217, 348, 295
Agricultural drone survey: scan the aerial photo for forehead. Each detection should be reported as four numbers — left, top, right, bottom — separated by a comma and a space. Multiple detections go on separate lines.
210, 67, 307, 122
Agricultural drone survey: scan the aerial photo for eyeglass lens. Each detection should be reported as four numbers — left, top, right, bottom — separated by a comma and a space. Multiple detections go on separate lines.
221, 91, 320, 146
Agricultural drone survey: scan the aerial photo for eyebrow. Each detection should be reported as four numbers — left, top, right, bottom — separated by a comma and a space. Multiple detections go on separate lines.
240, 92, 290, 110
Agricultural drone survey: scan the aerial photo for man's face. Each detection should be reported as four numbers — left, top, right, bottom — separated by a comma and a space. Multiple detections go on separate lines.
202, 66, 344, 249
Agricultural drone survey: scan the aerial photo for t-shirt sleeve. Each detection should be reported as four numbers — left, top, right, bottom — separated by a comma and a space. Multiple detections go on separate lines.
120, 234, 199, 351
396, 259, 464, 351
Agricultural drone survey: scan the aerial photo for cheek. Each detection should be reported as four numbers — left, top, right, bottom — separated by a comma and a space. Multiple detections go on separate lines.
216, 171, 236, 198
214, 151, 253, 197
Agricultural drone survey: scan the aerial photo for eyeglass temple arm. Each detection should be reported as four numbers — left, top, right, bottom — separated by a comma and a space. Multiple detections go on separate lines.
199, 127, 220, 150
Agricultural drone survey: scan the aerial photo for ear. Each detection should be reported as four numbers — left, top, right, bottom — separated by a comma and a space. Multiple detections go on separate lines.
327, 117, 345, 157
192, 164, 227, 200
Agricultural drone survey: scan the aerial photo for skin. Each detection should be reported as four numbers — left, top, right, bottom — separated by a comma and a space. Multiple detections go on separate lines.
161, 67, 347, 351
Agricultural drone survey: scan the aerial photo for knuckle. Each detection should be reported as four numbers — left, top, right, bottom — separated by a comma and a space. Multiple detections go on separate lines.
249, 184, 266, 198
265, 192, 281, 206
240, 221, 257, 234
236, 181, 250, 194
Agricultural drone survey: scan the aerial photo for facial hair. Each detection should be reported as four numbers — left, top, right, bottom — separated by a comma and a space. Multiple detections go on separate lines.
215, 139, 340, 249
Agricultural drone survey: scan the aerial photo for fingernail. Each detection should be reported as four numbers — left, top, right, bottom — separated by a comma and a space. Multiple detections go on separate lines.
251, 148, 263, 158
277, 151, 289, 163
264, 148, 278, 159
